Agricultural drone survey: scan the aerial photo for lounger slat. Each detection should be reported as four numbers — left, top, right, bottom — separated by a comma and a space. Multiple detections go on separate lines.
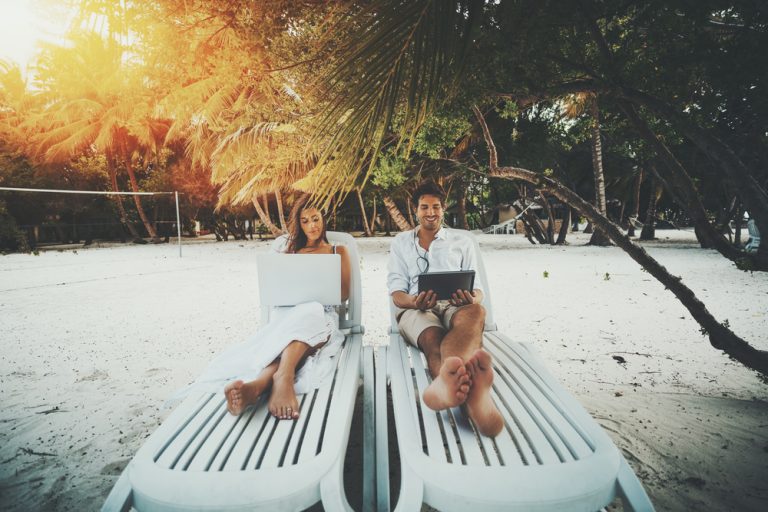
489, 380, 536, 466
487, 334, 593, 461
447, 406, 489, 466
220, 402, 272, 471
500, 337, 596, 456
283, 391, 318, 465
394, 342, 435, 459
258, 408, 301, 468
207, 402, 263, 471
409, 345, 460, 464
483, 349, 562, 465
154, 394, 222, 469
179, 400, 232, 471
295, 348, 339, 463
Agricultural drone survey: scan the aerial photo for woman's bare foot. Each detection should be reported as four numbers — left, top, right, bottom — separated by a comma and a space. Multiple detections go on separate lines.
225, 378, 269, 416
269, 372, 300, 420
423, 356, 471, 410
465, 349, 504, 437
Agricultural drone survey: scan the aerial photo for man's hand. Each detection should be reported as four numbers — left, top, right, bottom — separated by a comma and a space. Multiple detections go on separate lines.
449, 289, 479, 307
413, 290, 438, 311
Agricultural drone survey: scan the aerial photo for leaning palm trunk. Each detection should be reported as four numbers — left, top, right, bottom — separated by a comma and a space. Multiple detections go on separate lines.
106, 161, 141, 240
474, 106, 768, 376
275, 190, 287, 233
383, 195, 413, 231
588, 101, 611, 246
124, 158, 159, 240
356, 188, 373, 236
251, 195, 283, 236
368, 195, 378, 235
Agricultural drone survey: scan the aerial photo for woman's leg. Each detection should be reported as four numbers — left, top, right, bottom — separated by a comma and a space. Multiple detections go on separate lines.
269, 340, 324, 419
225, 360, 279, 415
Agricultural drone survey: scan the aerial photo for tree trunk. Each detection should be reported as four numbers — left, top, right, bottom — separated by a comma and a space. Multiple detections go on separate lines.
632, 167, 644, 219
474, 106, 768, 376
587, 100, 612, 246
107, 160, 141, 240
556, 207, 571, 245
640, 176, 659, 240
457, 182, 470, 230
275, 189, 287, 233
369, 195, 378, 235
539, 191, 556, 244
251, 195, 282, 236
356, 188, 373, 236
383, 195, 413, 231
120, 142, 159, 240
406, 199, 416, 228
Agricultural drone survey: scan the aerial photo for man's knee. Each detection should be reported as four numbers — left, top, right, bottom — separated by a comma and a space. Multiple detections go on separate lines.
417, 326, 444, 354
451, 303, 486, 329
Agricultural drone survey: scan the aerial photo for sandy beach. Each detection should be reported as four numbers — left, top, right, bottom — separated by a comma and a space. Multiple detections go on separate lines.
1, 231, 767, 511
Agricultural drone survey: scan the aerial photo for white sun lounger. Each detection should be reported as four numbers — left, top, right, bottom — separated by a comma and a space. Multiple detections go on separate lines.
102, 232, 364, 512
372, 230, 654, 511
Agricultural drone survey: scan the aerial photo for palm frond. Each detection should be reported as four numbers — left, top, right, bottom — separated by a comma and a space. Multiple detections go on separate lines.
308, 0, 483, 208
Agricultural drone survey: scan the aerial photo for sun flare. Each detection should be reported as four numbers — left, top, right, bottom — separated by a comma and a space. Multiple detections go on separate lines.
0, 0, 72, 72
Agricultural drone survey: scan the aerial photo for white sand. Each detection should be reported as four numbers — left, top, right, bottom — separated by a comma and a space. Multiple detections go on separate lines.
1, 231, 767, 511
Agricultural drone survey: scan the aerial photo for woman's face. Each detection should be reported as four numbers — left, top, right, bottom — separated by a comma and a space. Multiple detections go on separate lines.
299, 207, 324, 243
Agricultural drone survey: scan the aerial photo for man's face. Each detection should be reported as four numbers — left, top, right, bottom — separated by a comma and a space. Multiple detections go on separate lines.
416, 194, 444, 231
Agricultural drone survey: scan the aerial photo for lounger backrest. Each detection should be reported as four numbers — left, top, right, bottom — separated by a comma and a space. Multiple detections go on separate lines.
259, 232, 362, 332
327, 231, 363, 331
388, 229, 497, 332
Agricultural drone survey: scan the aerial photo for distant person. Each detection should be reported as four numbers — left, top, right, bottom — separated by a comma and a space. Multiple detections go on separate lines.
176, 197, 351, 420
387, 182, 503, 437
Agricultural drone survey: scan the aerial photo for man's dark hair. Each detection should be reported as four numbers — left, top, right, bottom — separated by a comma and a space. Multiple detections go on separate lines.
411, 181, 446, 206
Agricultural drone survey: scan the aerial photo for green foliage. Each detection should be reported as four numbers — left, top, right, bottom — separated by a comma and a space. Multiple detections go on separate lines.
371, 153, 408, 191
411, 111, 472, 159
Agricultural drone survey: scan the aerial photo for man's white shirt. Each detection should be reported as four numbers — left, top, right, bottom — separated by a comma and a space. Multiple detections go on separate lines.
387, 226, 483, 296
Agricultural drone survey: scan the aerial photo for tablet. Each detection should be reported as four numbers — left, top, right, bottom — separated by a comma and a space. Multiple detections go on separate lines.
418, 270, 476, 301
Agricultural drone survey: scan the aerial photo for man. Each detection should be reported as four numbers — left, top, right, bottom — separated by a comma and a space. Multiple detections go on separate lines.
387, 181, 503, 437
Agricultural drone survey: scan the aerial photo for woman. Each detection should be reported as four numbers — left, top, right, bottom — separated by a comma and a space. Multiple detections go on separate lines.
179, 199, 351, 420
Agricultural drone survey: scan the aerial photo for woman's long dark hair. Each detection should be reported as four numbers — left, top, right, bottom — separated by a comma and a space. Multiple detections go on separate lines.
286, 195, 328, 253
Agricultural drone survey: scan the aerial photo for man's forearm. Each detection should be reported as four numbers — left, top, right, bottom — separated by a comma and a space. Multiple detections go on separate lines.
391, 290, 415, 309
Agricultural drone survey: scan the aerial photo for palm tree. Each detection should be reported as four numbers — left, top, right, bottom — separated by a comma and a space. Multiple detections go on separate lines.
28, 34, 164, 240
562, 92, 612, 245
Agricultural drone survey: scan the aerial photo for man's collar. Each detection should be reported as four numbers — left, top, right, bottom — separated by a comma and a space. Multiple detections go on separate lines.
416, 225, 448, 240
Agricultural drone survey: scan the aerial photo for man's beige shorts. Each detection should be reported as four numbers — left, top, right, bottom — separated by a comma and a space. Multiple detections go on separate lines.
397, 302, 461, 347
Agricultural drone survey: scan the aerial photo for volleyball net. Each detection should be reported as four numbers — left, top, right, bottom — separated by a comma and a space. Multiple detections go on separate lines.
0, 187, 183, 257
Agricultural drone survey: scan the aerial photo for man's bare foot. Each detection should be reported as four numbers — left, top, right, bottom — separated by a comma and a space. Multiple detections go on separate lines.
225, 379, 268, 416
269, 372, 300, 420
465, 349, 504, 437
423, 356, 471, 410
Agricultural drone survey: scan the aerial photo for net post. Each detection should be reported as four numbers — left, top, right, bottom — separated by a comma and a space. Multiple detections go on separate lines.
175, 191, 182, 258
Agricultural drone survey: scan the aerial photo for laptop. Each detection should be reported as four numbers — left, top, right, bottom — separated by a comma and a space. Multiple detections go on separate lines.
257, 253, 342, 306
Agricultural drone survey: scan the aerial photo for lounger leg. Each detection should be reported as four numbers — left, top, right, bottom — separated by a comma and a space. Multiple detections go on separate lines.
363, 345, 391, 512
100, 466, 133, 512
320, 457, 354, 512
363, 346, 376, 512
375, 347, 390, 512
392, 458, 423, 512
616, 456, 655, 512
